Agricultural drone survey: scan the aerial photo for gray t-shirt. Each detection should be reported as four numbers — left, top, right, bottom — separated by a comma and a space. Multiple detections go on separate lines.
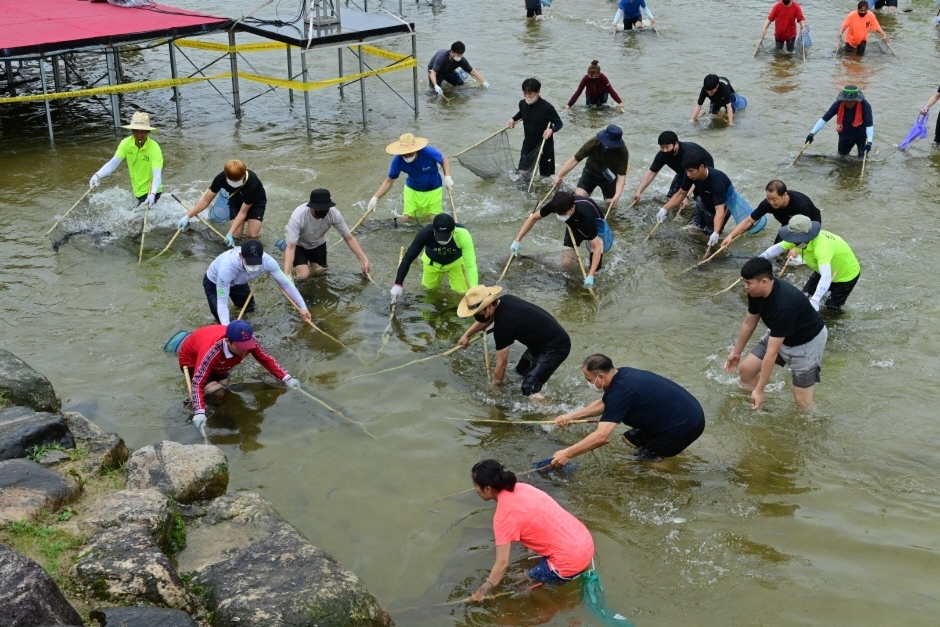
285, 204, 352, 249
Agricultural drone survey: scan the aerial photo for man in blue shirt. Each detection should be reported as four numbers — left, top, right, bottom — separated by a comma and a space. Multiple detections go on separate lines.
550, 353, 705, 463
613, 0, 656, 31
368, 133, 453, 222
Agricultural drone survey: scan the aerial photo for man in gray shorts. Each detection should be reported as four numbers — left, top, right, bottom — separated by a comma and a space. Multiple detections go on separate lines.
724, 257, 827, 410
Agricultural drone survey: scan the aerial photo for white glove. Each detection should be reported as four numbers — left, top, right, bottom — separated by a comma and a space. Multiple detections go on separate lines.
390, 284, 403, 300
708, 232, 720, 246
89, 174, 101, 188
285, 377, 301, 389
482, 81, 490, 89
442, 176, 454, 190
192, 412, 206, 429
368, 196, 378, 211
434, 84, 444, 95
656, 208, 668, 223
809, 297, 821, 311
177, 216, 190, 231
145, 193, 156, 207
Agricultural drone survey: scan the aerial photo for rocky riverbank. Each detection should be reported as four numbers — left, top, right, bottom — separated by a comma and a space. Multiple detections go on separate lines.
0, 349, 393, 627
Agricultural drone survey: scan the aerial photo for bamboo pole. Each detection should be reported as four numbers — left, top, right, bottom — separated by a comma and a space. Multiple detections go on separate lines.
447, 187, 458, 221
148, 229, 183, 261
884, 41, 899, 58
237, 291, 254, 320
279, 287, 365, 364
170, 194, 231, 246
801, 31, 807, 62
788, 141, 811, 168
446, 418, 597, 425
527, 123, 553, 193
329, 206, 372, 248
137, 205, 150, 265
377, 247, 407, 360
565, 224, 598, 300
436, 465, 550, 502
603, 165, 631, 220
697, 277, 743, 303
778, 256, 792, 277
353, 332, 488, 380
496, 255, 513, 284
293, 385, 376, 439
531, 182, 557, 213
859, 150, 868, 180
753, 33, 765, 57
461, 264, 488, 375
642, 221, 661, 243
46, 188, 93, 235
679, 235, 742, 274
452, 127, 507, 158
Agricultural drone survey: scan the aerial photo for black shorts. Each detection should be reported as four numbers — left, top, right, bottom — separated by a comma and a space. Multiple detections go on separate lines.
519, 138, 555, 177
622, 15, 642, 29
803, 271, 860, 312
292, 242, 328, 268
775, 37, 796, 51
577, 168, 617, 200
837, 134, 866, 157
623, 417, 705, 460
526, 6, 542, 17
514, 344, 571, 396
229, 204, 266, 222
840, 41, 867, 55
874, 0, 897, 7
686, 202, 729, 235
561, 229, 604, 270
585, 92, 609, 108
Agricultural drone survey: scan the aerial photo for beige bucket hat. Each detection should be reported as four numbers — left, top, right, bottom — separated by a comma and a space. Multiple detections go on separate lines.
386, 132, 428, 155
122, 111, 157, 131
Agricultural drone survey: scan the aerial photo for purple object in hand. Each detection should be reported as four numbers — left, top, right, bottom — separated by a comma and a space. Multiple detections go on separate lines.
899, 112, 930, 150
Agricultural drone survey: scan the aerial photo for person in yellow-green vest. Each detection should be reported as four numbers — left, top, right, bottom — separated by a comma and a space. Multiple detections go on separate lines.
89, 112, 163, 208
390, 214, 477, 301
759, 215, 861, 313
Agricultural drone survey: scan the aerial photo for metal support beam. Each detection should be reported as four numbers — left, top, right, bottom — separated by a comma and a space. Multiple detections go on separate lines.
38, 58, 54, 143
301, 51, 311, 138
286, 45, 294, 104
105, 47, 121, 130
51, 55, 62, 93
169, 41, 182, 126
5, 60, 15, 96
228, 31, 241, 118
358, 45, 367, 126
337, 47, 344, 97
114, 46, 124, 83
411, 33, 419, 120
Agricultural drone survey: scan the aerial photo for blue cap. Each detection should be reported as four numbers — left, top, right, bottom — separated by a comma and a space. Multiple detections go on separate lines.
225, 320, 256, 350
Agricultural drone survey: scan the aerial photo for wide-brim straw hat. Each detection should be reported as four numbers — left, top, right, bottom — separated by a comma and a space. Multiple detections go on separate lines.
386, 132, 428, 155
121, 111, 157, 131
457, 284, 503, 317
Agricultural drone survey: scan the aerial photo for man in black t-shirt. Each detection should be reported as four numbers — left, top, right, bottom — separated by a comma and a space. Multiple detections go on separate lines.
552, 126, 630, 210
427, 41, 489, 94
690, 75, 745, 126
507, 78, 563, 176
722, 179, 822, 248
510, 191, 604, 288
724, 257, 828, 410
632, 131, 715, 204
550, 354, 705, 463
178, 159, 267, 246
657, 151, 740, 245
457, 286, 571, 400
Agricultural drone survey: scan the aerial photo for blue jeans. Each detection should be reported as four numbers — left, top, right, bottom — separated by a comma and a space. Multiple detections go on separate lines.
526, 558, 584, 584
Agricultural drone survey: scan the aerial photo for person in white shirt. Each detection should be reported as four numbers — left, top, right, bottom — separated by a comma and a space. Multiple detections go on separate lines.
282, 189, 371, 279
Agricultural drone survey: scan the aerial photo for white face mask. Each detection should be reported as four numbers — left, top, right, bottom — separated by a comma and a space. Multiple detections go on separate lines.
524, 95, 538, 105
453, 56, 463, 62
555, 212, 570, 222
402, 155, 416, 163
244, 264, 262, 273
226, 177, 243, 188
588, 375, 603, 393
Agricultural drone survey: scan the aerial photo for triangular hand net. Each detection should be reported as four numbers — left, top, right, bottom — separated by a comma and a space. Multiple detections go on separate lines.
454, 129, 516, 182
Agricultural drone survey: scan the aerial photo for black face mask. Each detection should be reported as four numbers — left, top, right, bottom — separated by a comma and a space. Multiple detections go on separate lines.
473, 312, 490, 324
313, 209, 329, 219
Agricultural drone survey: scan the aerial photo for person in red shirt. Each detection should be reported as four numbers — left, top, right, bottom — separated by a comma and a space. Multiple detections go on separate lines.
468, 459, 595, 601
760, 0, 807, 52
564, 61, 625, 113
178, 320, 299, 428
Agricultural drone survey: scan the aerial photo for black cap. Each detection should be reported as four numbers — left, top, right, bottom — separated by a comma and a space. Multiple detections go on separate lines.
432, 213, 456, 244
307, 188, 336, 210
240, 239, 264, 265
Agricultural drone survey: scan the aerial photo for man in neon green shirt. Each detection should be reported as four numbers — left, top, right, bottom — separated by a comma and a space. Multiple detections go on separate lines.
89, 112, 164, 207
390, 214, 477, 300
759, 215, 860, 313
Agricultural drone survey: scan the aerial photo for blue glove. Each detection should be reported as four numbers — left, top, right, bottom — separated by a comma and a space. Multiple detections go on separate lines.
864, 142, 872, 153
225, 234, 235, 247
274, 238, 286, 252
583, 275, 595, 288
177, 216, 190, 231
509, 241, 521, 256
805, 133, 814, 144
285, 377, 301, 389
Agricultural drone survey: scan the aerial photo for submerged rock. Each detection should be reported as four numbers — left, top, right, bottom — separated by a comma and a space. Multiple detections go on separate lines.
0, 544, 84, 627
0, 458, 80, 523
75, 524, 191, 610
90, 606, 197, 627
79, 489, 173, 551
124, 441, 228, 504
0, 349, 60, 413
0, 406, 75, 461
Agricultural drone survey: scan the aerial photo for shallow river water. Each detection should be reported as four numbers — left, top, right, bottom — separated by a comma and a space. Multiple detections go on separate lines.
3, 0, 940, 624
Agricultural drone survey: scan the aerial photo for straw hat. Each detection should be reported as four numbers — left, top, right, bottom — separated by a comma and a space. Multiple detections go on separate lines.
122, 111, 157, 131
386, 132, 428, 155
457, 284, 503, 317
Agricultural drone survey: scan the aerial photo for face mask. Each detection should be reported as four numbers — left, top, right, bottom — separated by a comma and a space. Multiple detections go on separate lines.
588, 375, 603, 393
453, 56, 462, 62
226, 178, 242, 188
555, 212, 570, 222
524, 96, 538, 105
473, 312, 489, 324
402, 155, 416, 163
313, 210, 329, 219
244, 264, 262, 273
435, 236, 453, 245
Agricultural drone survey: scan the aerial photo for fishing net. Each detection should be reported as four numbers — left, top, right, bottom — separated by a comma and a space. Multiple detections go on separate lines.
455, 130, 516, 182
163, 330, 191, 354
579, 569, 633, 626
899, 112, 929, 150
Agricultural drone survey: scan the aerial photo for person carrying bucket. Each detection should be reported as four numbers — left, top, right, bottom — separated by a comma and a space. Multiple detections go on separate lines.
89, 112, 163, 209
551, 354, 705, 463
368, 133, 453, 222
656, 152, 766, 247
389, 213, 477, 299
690, 75, 747, 126
722, 180, 822, 249
178, 320, 300, 429
804, 85, 874, 157
564, 61, 625, 112
456, 285, 571, 400
510, 191, 606, 288
177, 159, 267, 246
552, 126, 629, 211
467, 459, 595, 601
760, 0, 807, 53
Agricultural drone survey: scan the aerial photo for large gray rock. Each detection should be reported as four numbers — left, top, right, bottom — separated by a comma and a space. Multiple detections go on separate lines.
124, 441, 227, 504
90, 607, 196, 627
82, 434, 129, 474
0, 406, 75, 461
75, 524, 191, 610
191, 493, 392, 627
0, 458, 80, 523
0, 543, 84, 626
0, 350, 60, 414
62, 412, 104, 440
79, 489, 173, 551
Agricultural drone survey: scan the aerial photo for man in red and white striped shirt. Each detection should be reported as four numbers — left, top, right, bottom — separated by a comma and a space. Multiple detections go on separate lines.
178, 320, 299, 427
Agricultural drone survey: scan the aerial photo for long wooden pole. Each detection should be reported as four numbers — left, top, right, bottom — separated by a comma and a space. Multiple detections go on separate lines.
527, 123, 553, 193
697, 277, 743, 304
461, 264, 488, 375
788, 141, 811, 168
279, 287, 365, 364
183, 367, 207, 444
642, 221, 661, 243
531, 182, 557, 213
354, 331, 488, 379
447, 418, 597, 425
237, 291, 254, 320
753, 33, 765, 57
603, 164, 631, 220
171, 193, 231, 246
565, 224, 598, 300
293, 384, 376, 439
329, 206, 372, 248
859, 150, 868, 180
884, 41, 899, 58
137, 205, 150, 265
679, 235, 742, 274
447, 187, 458, 221
778, 256, 792, 277
377, 247, 407, 360
436, 465, 552, 501
46, 188, 93, 235
496, 255, 513, 284
451, 127, 507, 158
149, 229, 182, 261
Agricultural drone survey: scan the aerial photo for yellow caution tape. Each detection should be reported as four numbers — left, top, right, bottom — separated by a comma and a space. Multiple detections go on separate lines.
0, 73, 232, 105
175, 39, 288, 53
238, 57, 416, 91
359, 45, 411, 62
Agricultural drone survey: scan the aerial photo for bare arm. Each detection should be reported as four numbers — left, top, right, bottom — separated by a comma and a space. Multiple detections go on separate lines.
458, 321, 490, 347
725, 312, 760, 372
187, 189, 218, 217
690, 104, 703, 121
428, 69, 439, 87
441, 155, 451, 177
283, 242, 297, 276
555, 398, 606, 424
344, 235, 370, 274
469, 69, 486, 84
373, 177, 395, 200
470, 543, 511, 602
713, 203, 727, 235
632, 170, 657, 202
760, 18, 771, 36
553, 421, 617, 465
513, 211, 543, 243
610, 173, 626, 207
492, 347, 509, 385
751, 335, 784, 409
553, 156, 580, 187
228, 203, 253, 236
587, 237, 603, 277
722, 216, 755, 248
922, 92, 940, 113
